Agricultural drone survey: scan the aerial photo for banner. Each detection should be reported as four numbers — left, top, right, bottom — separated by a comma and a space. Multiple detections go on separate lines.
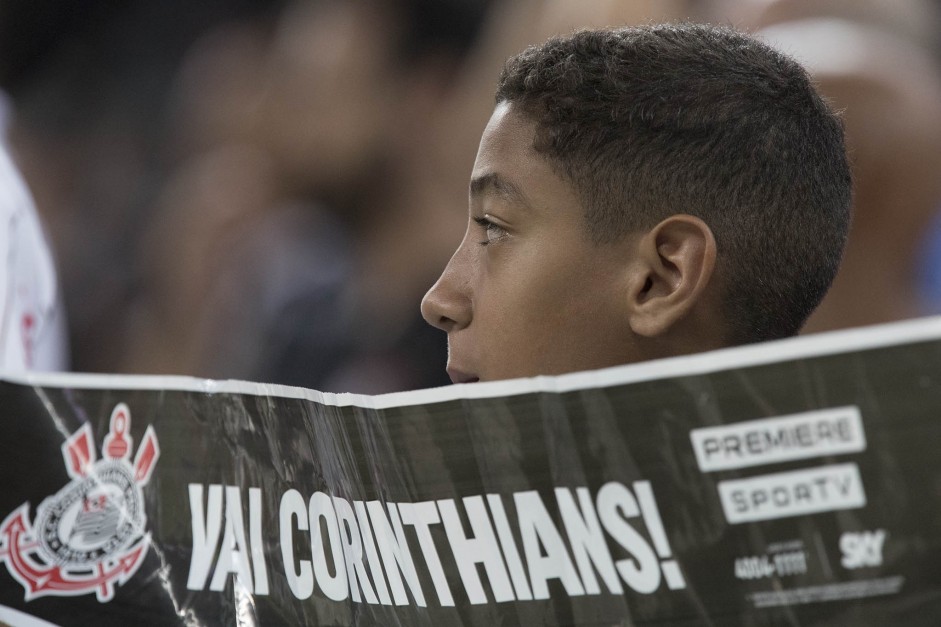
2, 318, 941, 625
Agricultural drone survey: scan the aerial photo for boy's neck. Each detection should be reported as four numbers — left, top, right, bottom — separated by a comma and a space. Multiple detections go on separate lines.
803, 237, 921, 333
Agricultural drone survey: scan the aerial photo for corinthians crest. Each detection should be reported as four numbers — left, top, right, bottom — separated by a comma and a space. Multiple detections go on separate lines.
0, 403, 159, 602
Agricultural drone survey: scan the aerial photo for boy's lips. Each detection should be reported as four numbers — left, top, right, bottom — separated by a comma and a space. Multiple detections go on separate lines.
446, 368, 480, 384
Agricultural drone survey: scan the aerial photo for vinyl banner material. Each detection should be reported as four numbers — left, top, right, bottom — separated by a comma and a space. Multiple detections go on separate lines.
2, 318, 941, 626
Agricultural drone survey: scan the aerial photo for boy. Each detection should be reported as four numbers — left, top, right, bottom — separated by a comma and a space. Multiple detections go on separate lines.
421, 23, 852, 383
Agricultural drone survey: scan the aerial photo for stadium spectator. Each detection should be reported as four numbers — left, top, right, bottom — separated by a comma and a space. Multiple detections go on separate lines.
421, 24, 852, 381
0, 95, 67, 371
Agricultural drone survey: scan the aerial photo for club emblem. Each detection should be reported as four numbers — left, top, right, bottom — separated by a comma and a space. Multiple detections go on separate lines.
0, 403, 159, 602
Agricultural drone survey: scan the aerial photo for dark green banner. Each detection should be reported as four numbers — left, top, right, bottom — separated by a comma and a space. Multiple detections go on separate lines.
2, 319, 941, 625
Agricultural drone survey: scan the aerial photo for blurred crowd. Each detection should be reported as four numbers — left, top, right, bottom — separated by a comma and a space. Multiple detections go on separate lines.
0, 0, 940, 393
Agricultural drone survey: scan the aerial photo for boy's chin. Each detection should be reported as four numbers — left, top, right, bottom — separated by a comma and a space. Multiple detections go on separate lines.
446, 368, 480, 384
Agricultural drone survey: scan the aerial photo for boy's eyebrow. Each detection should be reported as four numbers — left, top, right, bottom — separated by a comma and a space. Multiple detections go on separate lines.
469, 172, 531, 209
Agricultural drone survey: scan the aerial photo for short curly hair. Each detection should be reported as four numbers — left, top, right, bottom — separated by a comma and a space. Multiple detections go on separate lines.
496, 24, 851, 344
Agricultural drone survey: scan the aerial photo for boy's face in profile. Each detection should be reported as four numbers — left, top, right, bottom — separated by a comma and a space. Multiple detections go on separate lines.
421, 102, 643, 383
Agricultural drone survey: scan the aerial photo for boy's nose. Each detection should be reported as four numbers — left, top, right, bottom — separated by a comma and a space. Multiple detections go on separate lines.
421, 254, 472, 333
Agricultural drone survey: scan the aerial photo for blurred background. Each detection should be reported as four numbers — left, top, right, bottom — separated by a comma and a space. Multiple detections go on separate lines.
1, 0, 940, 393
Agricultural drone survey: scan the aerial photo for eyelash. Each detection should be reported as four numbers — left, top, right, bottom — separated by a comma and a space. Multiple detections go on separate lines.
473, 216, 508, 246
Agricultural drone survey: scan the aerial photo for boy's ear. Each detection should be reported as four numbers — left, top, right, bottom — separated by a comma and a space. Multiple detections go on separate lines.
625, 214, 717, 338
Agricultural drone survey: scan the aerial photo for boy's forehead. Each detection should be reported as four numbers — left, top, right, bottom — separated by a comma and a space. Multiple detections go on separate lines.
474, 102, 534, 164
469, 172, 531, 209
470, 103, 549, 206
469, 102, 589, 231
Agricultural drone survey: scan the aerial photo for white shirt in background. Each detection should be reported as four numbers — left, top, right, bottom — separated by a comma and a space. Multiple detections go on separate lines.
0, 94, 68, 371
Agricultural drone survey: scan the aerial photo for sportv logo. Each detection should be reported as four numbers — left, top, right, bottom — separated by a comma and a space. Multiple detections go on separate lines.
0, 404, 159, 602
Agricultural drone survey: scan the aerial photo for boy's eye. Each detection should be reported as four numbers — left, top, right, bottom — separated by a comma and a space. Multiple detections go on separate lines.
473, 215, 509, 246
